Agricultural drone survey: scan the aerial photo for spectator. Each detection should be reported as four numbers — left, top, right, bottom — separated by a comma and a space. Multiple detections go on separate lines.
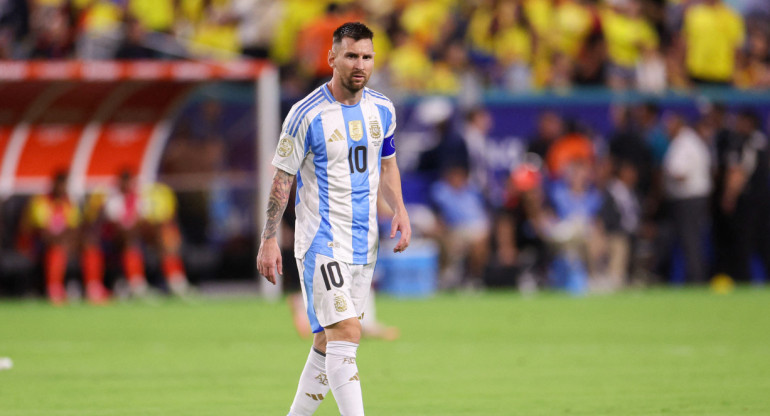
607, 105, 654, 194
387, 28, 433, 93
546, 158, 605, 293
528, 111, 565, 162
570, 0, 606, 86
467, 0, 534, 91
417, 111, 469, 184
430, 165, 491, 290
683, 0, 745, 85
636, 47, 667, 94
231, 0, 283, 58
295, 3, 361, 83
128, 0, 174, 34
187, 0, 241, 60
661, 113, 712, 283
76, 0, 125, 59
545, 124, 594, 177
602, 0, 659, 89
598, 158, 641, 290
27, 5, 73, 58
493, 161, 550, 290
523, 0, 556, 89
399, 0, 454, 49
462, 107, 492, 194
635, 102, 669, 166
427, 51, 462, 95
115, 16, 155, 59
553, 0, 595, 60
0, 0, 30, 58
735, 26, 770, 89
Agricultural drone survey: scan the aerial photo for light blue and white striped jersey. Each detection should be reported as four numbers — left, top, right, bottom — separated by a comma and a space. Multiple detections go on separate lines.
272, 84, 397, 264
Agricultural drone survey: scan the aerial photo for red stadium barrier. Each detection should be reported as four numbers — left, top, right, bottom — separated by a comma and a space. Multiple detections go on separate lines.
0, 60, 272, 197
0, 60, 267, 81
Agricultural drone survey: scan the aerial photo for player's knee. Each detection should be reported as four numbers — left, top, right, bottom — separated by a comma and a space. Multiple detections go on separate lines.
312, 331, 327, 354
326, 318, 362, 344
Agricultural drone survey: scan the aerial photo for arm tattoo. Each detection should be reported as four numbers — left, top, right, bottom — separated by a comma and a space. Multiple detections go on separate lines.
262, 169, 295, 240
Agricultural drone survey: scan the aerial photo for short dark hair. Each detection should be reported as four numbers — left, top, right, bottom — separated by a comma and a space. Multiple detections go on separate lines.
333, 22, 374, 44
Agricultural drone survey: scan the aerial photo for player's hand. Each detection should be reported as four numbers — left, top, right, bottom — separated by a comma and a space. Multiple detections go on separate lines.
257, 238, 282, 284
390, 209, 411, 253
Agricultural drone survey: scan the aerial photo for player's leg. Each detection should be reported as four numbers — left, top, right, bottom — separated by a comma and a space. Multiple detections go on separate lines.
287, 255, 331, 415
322, 261, 376, 416
287, 331, 330, 416
296, 252, 370, 415
324, 318, 364, 416
45, 244, 68, 304
81, 243, 108, 304
158, 222, 190, 295
284, 246, 310, 338
122, 243, 147, 296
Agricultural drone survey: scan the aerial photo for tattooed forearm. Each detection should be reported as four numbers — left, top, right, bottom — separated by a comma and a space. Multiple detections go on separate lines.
261, 169, 295, 240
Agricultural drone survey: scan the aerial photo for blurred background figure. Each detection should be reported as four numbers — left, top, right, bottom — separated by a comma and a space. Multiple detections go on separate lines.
430, 165, 490, 290
598, 158, 640, 290
492, 160, 550, 291
104, 172, 190, 297
546, 157, 604, 293
17, 173, 108, 304
528, 111, 565, 162
602, 0, 659, 90
683, 0, 744, 86
713, 110, 770, 283
661, 113, 712, 284
462, 107, 492, 196
105, 171, 149, 297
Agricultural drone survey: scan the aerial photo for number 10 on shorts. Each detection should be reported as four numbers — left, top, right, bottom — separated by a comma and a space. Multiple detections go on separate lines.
321, 262, 344, 290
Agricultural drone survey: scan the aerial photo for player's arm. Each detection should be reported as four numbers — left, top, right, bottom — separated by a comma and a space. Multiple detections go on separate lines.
380, 156, 411, 253
257, 168, 295, 284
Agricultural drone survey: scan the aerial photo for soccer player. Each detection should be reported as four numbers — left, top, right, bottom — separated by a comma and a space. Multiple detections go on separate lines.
104, 172, 189, 296
256, 22, 411, 416
19, 172, 108, 304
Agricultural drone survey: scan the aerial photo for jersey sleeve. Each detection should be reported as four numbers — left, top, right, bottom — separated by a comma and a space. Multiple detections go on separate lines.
381, 102, 397, 159
272, 105, 308, 174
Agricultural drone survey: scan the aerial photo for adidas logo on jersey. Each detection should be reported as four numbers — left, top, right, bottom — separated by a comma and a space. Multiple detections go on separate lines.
328, 129, 345, 143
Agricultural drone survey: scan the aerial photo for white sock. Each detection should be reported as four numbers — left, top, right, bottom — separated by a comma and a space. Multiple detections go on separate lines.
326, 341, 364, 416
288, 347, 330, 416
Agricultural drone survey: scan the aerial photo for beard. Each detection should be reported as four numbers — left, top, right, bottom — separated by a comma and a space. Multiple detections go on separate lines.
341, 71, 369, 93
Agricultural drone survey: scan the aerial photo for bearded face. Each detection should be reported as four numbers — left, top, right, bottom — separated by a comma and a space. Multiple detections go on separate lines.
329, 37, 374, 93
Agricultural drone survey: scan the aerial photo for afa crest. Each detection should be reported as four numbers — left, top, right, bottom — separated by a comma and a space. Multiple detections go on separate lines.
369, 119, 382, 139
334, 294, 348, 312
277, 137, 294, 157
348, 120, 364, 141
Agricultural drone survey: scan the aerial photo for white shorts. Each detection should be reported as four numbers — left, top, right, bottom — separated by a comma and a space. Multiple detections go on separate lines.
297, 251, 375, 333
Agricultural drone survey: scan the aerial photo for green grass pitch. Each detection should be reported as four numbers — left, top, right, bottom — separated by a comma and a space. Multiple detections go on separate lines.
1, 288, 769, 415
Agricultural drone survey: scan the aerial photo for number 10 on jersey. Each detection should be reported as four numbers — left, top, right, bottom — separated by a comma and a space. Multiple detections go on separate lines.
348, 146, 367, 173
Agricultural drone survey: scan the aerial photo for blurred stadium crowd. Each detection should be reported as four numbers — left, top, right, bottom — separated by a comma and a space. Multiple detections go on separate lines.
412, 102, 770, 294
2, 0, 770, 92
